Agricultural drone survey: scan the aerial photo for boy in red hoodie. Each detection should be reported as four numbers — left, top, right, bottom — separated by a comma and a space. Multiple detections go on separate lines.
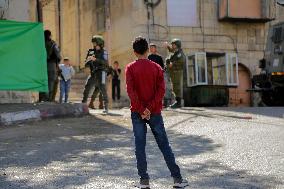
125, 36, 189, 189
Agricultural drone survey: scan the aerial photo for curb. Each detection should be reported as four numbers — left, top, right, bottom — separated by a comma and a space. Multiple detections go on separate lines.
0, 103, 89, 126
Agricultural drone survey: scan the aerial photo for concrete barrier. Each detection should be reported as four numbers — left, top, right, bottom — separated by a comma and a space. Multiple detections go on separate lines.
0, 103, 89, 126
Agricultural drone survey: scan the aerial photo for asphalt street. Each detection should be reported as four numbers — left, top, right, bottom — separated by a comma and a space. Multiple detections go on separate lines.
0, 107, 283, 189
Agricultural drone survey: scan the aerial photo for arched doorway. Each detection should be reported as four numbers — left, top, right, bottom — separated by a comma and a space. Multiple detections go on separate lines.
229, 64, 251, 107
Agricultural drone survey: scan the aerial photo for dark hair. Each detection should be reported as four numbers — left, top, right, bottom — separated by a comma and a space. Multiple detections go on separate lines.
114, 61, 119, 64
132, 36, 149, 55
44, 30, 51, 41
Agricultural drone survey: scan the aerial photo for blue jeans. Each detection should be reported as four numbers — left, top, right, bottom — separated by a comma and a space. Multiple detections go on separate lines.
59, 79, 71, 103
131, 112, 182, 180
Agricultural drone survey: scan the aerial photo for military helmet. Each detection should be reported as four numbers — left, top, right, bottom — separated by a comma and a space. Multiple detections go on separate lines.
91, 35, 104, 47
171, 38, 182, 48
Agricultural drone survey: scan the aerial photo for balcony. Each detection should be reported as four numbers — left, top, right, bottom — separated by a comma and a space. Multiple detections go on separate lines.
218, 0, 275, 22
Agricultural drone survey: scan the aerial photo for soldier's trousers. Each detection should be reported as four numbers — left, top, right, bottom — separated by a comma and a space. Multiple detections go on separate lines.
164, 71, 176, 107
170, 70, 183, 99
82, 75, 108, 105
48, 70, 57, 101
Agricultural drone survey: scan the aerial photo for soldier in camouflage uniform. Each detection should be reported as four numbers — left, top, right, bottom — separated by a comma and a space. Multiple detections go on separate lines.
164, 39, 186, 108
82, 35, 109, 113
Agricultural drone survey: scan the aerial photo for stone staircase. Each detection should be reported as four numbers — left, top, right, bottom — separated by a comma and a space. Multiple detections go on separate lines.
68, 71, 87, 102
55, 71, 86, 103
56, 71, 130, 109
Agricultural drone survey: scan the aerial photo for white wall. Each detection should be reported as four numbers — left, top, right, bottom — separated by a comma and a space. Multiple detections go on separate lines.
1, 0, 30, 21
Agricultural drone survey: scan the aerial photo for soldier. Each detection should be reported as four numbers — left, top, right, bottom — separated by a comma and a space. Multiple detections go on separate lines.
40, 30, 61, 102
164, 39, 186, 108
82, 35, 109, 113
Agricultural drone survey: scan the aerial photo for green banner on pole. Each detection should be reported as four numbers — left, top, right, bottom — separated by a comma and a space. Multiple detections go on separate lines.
0, 20, 48, 92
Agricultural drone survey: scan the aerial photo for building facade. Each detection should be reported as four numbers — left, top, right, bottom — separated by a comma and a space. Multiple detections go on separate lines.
1, 0, 284, 106
100, 0, 284, 106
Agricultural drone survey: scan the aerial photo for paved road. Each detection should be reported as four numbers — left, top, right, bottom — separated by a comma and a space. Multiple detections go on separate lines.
0, 107, 283, 189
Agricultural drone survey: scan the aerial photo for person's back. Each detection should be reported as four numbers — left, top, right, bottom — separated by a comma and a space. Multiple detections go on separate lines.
125, 36, 188, 189
126, 59, 164, 114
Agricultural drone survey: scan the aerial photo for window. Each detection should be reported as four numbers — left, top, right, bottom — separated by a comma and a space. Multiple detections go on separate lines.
226, 53, 238, 85
186, 52, 238, 87
167, 0, 198, 27
212, 56, 227, 85
196, 53, 207, 84
96, 0, 105, 32
272, 27, 283, 43
187, 52, 208, 86
187, 55, 196, 86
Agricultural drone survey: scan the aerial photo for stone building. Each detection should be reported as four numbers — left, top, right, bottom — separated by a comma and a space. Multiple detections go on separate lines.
1, 0, 284, 106
99, 0, 284, 106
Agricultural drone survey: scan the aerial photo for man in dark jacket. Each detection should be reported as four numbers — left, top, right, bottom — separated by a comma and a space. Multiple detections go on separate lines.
39, 30, 61, 102
148, 43, 164, 69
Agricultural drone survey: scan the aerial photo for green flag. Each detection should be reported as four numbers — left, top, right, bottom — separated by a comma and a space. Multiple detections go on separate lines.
0, 20, 48, 92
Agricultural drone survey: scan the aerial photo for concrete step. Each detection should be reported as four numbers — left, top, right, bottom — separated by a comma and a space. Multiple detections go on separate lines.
73, 71, 89, 80
71, 79, 87, 85
70, 85, 85, 91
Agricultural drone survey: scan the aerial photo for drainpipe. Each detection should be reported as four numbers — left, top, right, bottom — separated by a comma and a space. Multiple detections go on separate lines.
77, 0, 81, 69
57, 0, 62, 48
36, 0, 43, 22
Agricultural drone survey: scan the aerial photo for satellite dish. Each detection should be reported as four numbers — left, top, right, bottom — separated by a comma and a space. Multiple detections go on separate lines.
277, 0, 284, 6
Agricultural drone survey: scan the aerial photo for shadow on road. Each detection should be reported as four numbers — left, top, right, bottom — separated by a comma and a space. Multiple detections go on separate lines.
0, 114, 282, 188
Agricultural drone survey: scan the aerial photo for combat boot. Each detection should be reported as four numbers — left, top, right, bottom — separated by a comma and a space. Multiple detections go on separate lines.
88, 98, 96, 109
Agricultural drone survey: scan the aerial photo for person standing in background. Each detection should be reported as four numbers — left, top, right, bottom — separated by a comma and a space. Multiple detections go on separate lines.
39, 30, 61, 102
82, 35, 109, 113
111, 61, 121, 101
58, 57, 75, 103
164, 39, 186, 109
148, 43, 164, 69
148, 43, 174, 107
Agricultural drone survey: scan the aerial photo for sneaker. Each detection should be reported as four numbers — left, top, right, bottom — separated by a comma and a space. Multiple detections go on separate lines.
173, 179, 189, 188
169, 101, 181, 109
135, 179, 150, 189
